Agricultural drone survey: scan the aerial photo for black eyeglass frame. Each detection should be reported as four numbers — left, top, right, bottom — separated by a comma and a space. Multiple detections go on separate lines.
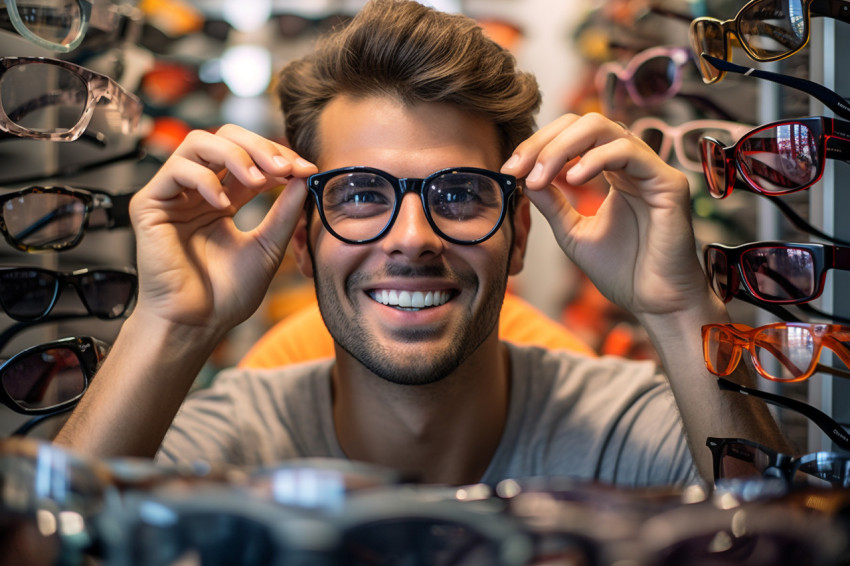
703, 241, 850, 305
0, 185, 133, 252
0, 266, 137, 321
0, 335, 108, 415
307, 166, 519, 246
706, 436, 850, 487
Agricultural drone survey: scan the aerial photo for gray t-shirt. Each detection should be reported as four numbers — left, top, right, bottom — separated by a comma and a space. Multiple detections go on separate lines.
158, 343, 698, 486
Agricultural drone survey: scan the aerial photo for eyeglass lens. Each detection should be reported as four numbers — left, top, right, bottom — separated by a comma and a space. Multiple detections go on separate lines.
705, 324, 825, 381
11, 0, 86, 47
0, 268, 135, 321
703, 122, 820, 198
707, 246, 817, 303
602, 53, 684, 108
320, 171, 506, 243
736, 0, 810, 59
0, 61, 88, 136
1, 346, 86, 411
0, 190, 88, 250
689, 19, 725, 82
717, 440, 850, 487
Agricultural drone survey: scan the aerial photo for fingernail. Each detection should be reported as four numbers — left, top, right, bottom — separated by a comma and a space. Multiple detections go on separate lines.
295, 157, 314, 168
503, 154, 520, 170
526, 162, 544, 183
273, 155, 289, 169
249, 166, 265, 182
568, 162, 584, 181
219, 192, 231, 208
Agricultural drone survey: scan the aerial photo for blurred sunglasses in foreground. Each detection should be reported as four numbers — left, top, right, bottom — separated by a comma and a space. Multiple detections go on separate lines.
689, 0, 850, 84
700, 116, 850, 199
704, 241, 850, 305
0, 0, 90, 52
702, 322, 850, 382
717, 377, 850, 450
0, 56, 142, 141
631, 116, 752, 172
594, 45, 692, 112
706, 436, 850, 487
0, 185, 133, 252
0, 266, 136, 321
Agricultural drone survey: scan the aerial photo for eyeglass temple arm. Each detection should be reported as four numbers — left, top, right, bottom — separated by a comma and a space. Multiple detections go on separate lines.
675, 92, 740, 122
811, 0, 850, 23
716, 377, 850, 450
0, 313, 94, 353
740, 181, 850, 247
732, 291, 804, 321
700, 54, 850, 121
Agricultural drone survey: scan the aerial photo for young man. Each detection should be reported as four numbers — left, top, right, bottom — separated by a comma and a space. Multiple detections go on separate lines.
55, 0, 787, 485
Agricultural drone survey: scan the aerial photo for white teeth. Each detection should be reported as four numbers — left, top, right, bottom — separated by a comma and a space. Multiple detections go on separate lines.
370, 289, 451, 309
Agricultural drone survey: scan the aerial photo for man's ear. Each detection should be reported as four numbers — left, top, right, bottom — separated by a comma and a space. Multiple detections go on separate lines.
508, 194, 531, 276
291, 210, 314, 278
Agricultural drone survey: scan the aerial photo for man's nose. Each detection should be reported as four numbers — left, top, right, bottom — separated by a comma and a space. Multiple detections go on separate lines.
379, 193, 444, 257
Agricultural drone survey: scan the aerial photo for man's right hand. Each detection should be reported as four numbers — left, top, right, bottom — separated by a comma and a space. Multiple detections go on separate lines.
130, 124, 317, 334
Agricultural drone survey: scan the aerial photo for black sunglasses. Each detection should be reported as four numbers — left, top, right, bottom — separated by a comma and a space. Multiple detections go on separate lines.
0, 335, 108, 416
704, 241, 850, 305
0, 266, 136, 321
0, 185, 133, 252
706, 436, 850, 487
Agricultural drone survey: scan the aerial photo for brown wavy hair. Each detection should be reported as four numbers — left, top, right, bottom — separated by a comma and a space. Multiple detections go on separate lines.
275, 0, 542, 163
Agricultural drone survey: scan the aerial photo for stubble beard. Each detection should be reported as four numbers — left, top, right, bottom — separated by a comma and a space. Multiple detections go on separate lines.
311, 257, 509, 386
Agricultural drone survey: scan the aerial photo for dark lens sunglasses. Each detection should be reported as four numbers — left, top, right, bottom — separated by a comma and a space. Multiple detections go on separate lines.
0, 185, 133, 252
307, 166, 518, 245
700, 116, 850, 199
0, 335, 107, 415
0, 266, 137, 321
594, 46, 693, 111
689, 0, 850, 84
704, 241, 850, 304
706, 436, 850, 487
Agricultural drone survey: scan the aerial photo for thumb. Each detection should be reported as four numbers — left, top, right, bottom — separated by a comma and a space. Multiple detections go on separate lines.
524, 181, 584, 250
252, 178, 309, 259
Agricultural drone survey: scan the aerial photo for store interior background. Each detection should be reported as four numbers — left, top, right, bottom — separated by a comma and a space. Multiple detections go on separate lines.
1, 0, 847, 456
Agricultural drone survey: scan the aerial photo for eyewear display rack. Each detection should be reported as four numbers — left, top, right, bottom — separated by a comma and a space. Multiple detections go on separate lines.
807, 19, 850, 452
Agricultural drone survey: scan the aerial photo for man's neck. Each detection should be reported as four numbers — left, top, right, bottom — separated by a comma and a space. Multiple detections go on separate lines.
330, 336, 511, 485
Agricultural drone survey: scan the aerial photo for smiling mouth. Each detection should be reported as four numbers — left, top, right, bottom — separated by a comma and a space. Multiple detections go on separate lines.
368, 289, 454, 311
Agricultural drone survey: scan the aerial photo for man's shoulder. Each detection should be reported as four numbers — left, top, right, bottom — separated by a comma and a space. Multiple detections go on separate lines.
506, 342, 661, 384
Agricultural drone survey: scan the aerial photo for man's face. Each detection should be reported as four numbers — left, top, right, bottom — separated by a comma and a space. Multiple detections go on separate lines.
298, 95, 526, 385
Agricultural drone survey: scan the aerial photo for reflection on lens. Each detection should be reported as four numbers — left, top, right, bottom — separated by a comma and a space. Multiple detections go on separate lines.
738, 124, 817, 194
754, 325, 815, 380
706, 248, 731, 301
690, 20, 724, 83
1, 191, 86, 250
739, 0, 807, 59
632, 56, 676, 100
706, 326, 739, 376
1, 347, 85, 410
0, 269, 57, 320
16, 0, 83, 46
321, 173, 395, 242
701, 140, 728, 198
78, 271, 136, 318
740, 247, 815, 302
427, 173, 503, 243
0, 62, 87, 134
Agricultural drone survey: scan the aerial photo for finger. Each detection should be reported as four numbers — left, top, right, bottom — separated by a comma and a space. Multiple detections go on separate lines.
153, 156, 233, 209
214, 124, 317, 180
252, 177, 310, 259
501, 114, 581, 178
523, 182, 585, 251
